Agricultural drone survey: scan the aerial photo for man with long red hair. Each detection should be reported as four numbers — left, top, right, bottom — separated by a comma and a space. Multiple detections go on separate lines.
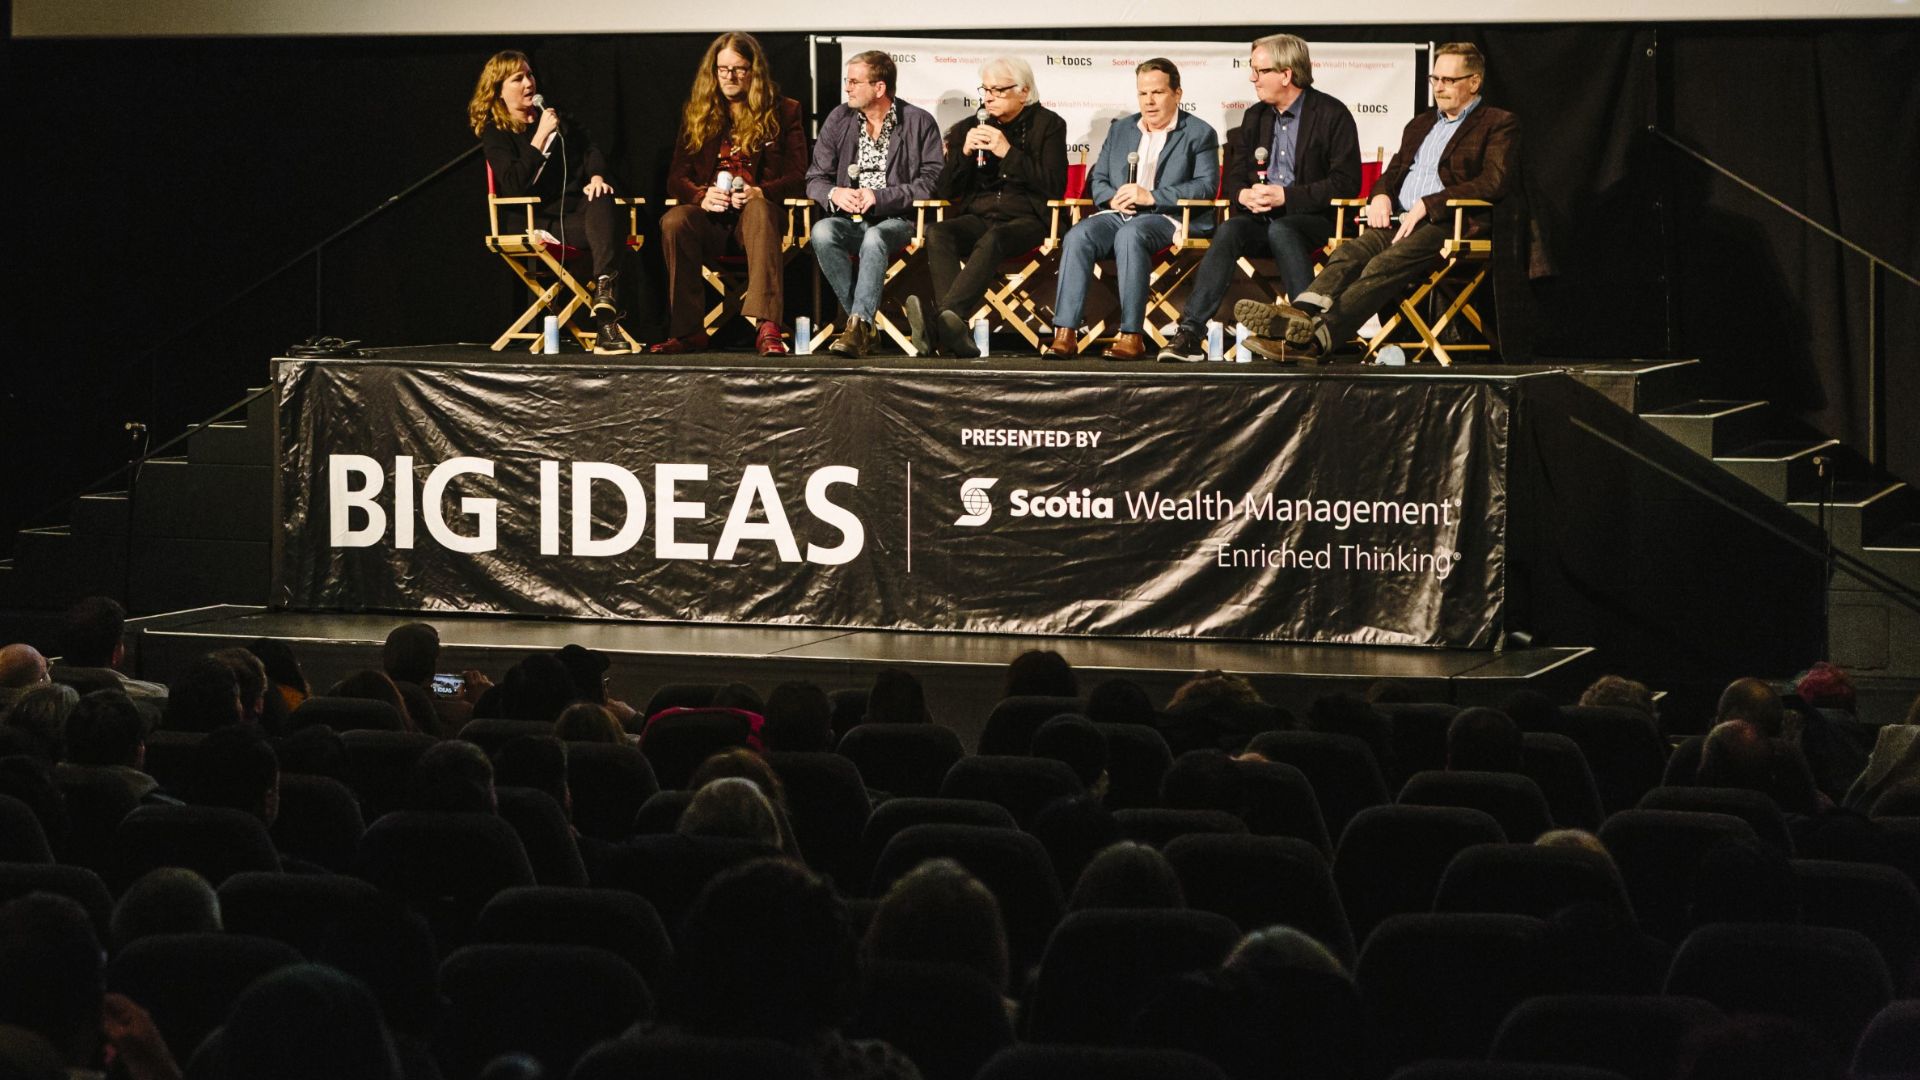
655, 33, 810, 356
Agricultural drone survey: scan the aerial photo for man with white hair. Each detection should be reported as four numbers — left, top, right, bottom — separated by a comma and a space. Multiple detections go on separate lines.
906, 56, 1067, 358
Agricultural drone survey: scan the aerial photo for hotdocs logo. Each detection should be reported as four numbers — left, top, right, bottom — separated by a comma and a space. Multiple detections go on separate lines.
954, 477, 998, 526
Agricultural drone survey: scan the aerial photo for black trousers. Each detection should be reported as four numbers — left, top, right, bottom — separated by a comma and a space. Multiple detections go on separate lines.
535, 192, 623, 280
924, 204, 1048, 318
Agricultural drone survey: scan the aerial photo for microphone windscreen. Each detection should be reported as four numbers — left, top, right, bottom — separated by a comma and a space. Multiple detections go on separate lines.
532, 94, 547, 110
1254, 146, 1268, 163
976, 107, 990, 123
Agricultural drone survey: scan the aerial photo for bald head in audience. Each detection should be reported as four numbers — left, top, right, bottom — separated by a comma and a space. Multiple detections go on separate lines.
1716, 677, 1784, 738
0, 646, 49, 691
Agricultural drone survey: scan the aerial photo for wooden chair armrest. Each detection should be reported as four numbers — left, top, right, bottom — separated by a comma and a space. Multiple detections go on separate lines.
1175, 198, 1229, 207
914, 200, 949, 233
1047, 198, 1095, 208
911, 199, 951, 207
1329, 198, 1368, 207
490, 196, 543, 205
612, 196, 647, 206
1443, 199, 1492, 207
1446, 199, 1493, 243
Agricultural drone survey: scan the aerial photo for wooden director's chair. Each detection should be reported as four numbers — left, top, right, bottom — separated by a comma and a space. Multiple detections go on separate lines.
1327, 196, 1494, 366
484, 168, 644, 353
654, 197, 812, 340
788, 202, 931, 355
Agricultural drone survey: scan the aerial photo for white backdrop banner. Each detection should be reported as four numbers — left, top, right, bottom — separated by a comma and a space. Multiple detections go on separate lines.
838, 37, 1421, 178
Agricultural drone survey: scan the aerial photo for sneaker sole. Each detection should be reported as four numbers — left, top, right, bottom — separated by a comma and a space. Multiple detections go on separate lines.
905, 297, 933, 356
1232, 298, 1282, 337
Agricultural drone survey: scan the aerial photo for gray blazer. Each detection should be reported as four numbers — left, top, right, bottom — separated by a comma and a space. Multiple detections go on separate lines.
805, 98, 944, 219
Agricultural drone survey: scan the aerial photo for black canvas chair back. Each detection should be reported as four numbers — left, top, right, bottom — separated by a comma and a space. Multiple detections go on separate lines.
475, 885, 672, 993
339, 729, 437, 821
1791, 858, 1920, 994
1399, 770, 1555, 843
976, 1045, 1230, 1080
455, 717, 555, 754
216, 870, 386, 959
565, 741, 659, 842
856, 797, 1017, 894
591, 833, 774, 933
828, 687, 870, 740
940, 755, 1084, 829
1237, 759, 1333, 854
1334, 804, 1507, 947
848, 960, 1015, 1080
111, 803, 281, 890
1852, 999, 1920, 1080
52, 768, 139, 875
495, 786, 588, 887
1521, 731, 1606, 831
639, 709, 752, 790
1639, 785, 1794, 855
978, 695, 1083, 755
633, 789, 693, 833
767, 750, 872, 887
0, 793, 52, 863
1376, 702, 1458, 785
1165, 831, 1357, 968
1355, 912, 1553, 1071
1551, 705, 1667, 815
436, 942, 651, 1080
0, 862, 113, 936
1435, 843, 1634, 922
292, 694, 406, 733
270, 772, 365, 871
1491, 993, 1725, 1080
836, 722, 964, 798
1026, 908, 1240, 1045
1246, 729, 1391, 840
569, 1033, 815, 1080
1663, 921, 1891, 1058
1115, 808, 1246, 848
141, 729, 204, 797
1389, 1064, 1629, 1080
642, 683, 719, 719
354, 810, 535, 950
1130, 963, 1367, 1080
1095, 721, 1175, 811
106, 931, 302, 1064
1597, 809, 1759, 943
871, 823, 1064, 972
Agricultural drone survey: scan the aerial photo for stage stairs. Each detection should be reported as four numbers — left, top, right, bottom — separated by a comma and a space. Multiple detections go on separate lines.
1574, 360, 1920, 679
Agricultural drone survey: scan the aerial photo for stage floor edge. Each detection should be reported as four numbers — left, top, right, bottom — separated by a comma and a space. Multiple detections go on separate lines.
130, 606, 1596, 747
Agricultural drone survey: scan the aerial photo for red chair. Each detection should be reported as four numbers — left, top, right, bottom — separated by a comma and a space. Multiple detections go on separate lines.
484, 163, 644, 353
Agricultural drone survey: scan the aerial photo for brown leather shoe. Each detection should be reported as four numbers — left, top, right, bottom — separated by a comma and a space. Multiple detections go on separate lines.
755, 320, 790, 357
1042, 326, 1078, 359
1101, 331, 1148, 361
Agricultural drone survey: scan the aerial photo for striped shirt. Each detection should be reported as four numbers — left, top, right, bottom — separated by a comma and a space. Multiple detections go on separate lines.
1396, 95, 1481, 211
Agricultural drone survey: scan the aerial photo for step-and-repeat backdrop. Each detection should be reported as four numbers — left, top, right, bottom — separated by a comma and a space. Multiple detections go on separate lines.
836, 37, 1421, 170
275, 358, 1512, 648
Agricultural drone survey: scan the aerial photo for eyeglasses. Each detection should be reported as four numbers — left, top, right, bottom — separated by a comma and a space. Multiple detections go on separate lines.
715, 64, 752, 78
1249, 64, 1281, 77
844, 77, 875, 87
978, 83, 1019, 98
1427, 73, 1477, 86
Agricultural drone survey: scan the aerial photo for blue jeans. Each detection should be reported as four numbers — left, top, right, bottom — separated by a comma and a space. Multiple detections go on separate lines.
810, 215, 915, 321
1176, 212, 1334, 335
1052, 212, 1179, 333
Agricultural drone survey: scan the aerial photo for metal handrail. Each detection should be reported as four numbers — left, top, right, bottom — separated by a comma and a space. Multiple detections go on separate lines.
1651, 128, 1917, 467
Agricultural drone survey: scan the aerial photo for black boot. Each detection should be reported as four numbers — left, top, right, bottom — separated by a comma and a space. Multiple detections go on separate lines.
593, 312, 633, 355
592, 274, 619, 318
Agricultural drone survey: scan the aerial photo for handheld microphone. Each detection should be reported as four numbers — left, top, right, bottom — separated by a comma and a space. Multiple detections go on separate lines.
1253, 146, 1269, 185
974, 108, 990, 167
532, 93, 547, 112
730, 176, 747, 195
1126, 151, 1140, 185
847, 162, 864, 222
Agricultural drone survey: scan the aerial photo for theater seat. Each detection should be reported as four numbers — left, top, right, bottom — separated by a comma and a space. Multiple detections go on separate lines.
1639, 786, 1794, 855
456, 717, 555, 754
940, 756, 1084, 829
976, 1045, 1229, 1080
1434, 843, 1634, 922
1521, 731, 1606, 832
1491, 993, 1725, 1080
1334, 804, 1506, 947
836, 723, 964, 799
270, 772, 365, 872
354, 810, 535, 949
1356, 912, 1554, 1070
1245, 729, 1391, 841
1375, 702, 1459, 785
1663, 922, 1891, 1057
565, 741, 659, 842
1598, 809, 1759, 943
106, 932, 302, 1063
1388, 1063, 1628, 1080
856, 798, 1017, 896
871, 823, 1063, 973
339, 729, 437, 821
292, 695, 406, 733
847, 960, 1014, 1080
1237, 759, 1333, 854
495, 786, 588, 887
1399, 770, 1555, 843
1115, 808, 1246, 848
216, 871, 385, 960
1095, 722, 1175, 811
569, 1033, 815, 1080
0, 862, 113, 937
475, 885, 673, 994
1165, 832, 1356, 968
1790, 858, 1920, 994
1852, 999, 1920, 1080
767, 751, 871, 887
436, 942, 651, 1080
0, 794, 52, 863
640, 709, 753, 790
1026, 908, 1240, 1045
110, 804, 281, 890
978, 695, 1084, 756
591, 833, 773, 933
1551, 706, 1666, 816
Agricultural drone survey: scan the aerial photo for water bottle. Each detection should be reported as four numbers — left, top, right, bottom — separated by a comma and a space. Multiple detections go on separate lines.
1375, 344, 1407, 367
1205, 320, 1223, 362
543, 315, 561, 354
1232, 322, 1250, 363
794, 316, 812, 355
972, 319, 990, 357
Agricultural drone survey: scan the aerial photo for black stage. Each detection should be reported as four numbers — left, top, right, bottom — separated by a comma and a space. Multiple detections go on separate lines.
130, 605, 1597, 749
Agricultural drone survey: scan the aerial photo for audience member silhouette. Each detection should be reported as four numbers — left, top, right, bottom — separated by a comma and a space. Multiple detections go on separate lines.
1446, 707, 1524, 773
162, 657, 243, 733
764, 682, 835, 752
1005, 650, 1077, 699
109, 868, 222, 951
864, 857, 1014, 1013
405, 740, 497, 813
1069, 841, 1185, 911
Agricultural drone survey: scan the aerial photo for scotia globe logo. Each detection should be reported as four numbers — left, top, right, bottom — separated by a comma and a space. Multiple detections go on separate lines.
954, 477, 999, 526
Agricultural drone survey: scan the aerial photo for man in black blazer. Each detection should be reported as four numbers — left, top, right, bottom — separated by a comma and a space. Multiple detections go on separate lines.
1156, 34, 1362, 362
1238, 41, 1520, 361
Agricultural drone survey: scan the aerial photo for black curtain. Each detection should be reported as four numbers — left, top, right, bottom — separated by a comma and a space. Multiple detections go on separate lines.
3, 20, 1916, 554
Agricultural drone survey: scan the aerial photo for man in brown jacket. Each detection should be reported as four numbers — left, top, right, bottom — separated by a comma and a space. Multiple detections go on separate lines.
1237, 41, 1519, 361
654, 32, 810, 356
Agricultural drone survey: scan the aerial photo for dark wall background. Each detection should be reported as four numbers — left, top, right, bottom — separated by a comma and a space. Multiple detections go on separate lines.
2, 20, 1915, 554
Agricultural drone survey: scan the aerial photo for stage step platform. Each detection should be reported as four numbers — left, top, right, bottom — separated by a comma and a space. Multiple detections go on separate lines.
127, 605, 1598, 750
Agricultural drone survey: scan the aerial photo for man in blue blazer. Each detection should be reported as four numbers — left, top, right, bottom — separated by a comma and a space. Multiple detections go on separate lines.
1156, 34, 1362, 362
1044, 58, 1219, 361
